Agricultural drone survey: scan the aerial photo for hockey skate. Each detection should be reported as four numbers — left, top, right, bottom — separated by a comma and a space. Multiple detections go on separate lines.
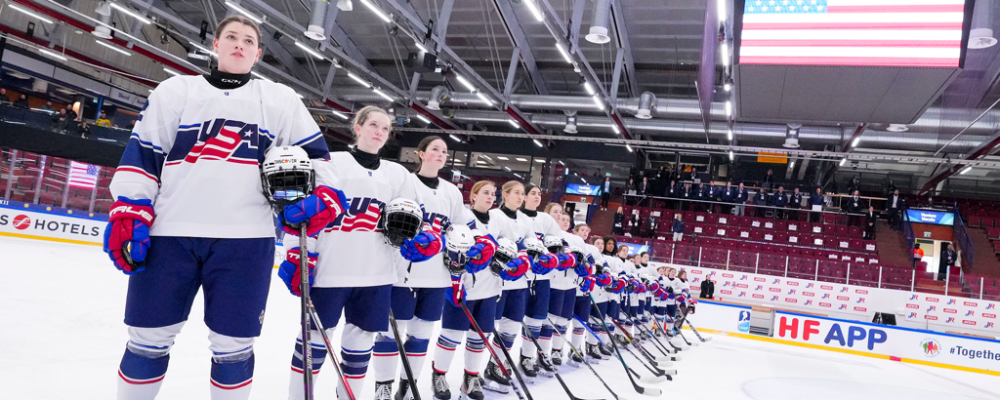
535, 353, 556, 377
482, 360, 511, 394
459, 372, 485, 400
374, 381, 393, 400
431, 370, 450, 400
550, 349, 563, 366
598, 343, 613, 358
566, 351, 584, 367
613, 334, 629, 348
585, 344, 604, 363
518, 354, 538, 383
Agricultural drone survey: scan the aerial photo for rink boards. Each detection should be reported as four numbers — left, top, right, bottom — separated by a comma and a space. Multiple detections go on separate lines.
689, 300, 1000, 376
0, 200, 106, 245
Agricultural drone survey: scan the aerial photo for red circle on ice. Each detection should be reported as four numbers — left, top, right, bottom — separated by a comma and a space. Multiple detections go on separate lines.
12, 215, 31, 230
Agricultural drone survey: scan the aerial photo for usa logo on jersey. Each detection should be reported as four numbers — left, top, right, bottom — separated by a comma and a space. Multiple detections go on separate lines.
327, 197, 385, 233
165, 118, 265, 166
423, 211, 451, 234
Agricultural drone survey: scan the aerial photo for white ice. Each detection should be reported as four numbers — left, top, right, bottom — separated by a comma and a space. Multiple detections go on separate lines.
2, 236, 999, 400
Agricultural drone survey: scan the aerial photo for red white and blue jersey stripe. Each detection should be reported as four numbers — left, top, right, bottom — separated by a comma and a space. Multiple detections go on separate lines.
110, 75, 328, 239
739, 0, 967, 67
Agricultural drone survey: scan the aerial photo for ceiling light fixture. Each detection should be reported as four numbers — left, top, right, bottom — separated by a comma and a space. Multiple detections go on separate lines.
626, 144, 633, 152
40, 49, 67, 61
372, 88, 394, 102
449, 134, 461, 142
416, 115, 431, 124
525, 0, 544, 22
839, 158, 847, 166
189, 41, 217, 57
790, 160, 795, 169
556, 42, 573, 64
729, 151, 734, 161
727, 128, 733, 141
475, 92, 494, 105
508, 119, 520, 128
611, 124, 620, 135
224, 1, 263, 23
961, 166, 972, 175
516, 158, 527, 162
109, 3, 151, 24
851, 137, 861, 148
163, 67, 180, 76
720, 42, 729, 67
497, 156, 509, 160
415, 41, 428, 53
360, 0, 392, 23
348, 72, 372, 88
295, 41, 325, 59
95, 40, 131, 56
592, 94, 604, 110
725, 101, 732, 117
456, 74, 476, 91
583, 81, 595, 95
533, 139, 544, 148
332, 110, 349, 119
9, 4, 54, 24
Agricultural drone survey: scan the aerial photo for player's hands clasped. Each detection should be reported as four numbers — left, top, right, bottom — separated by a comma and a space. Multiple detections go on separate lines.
282, 185, 348, 237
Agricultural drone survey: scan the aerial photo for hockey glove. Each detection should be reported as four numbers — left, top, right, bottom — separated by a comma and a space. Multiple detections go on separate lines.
647, 282, 661, 293
586, 254, 596, 266
556, 253, 576, 272
104, 197, 155, 274
579, 275, 597, 294
574, 259, 591, 277
500, 255, 530, 281
277, 247, 318, 297
282, 186, 348, 237
400, 230, 444, 262
609, 277, 628, 294
464, 234, 497, 274
531, 253, 559, 275
446, 275, 466, 307
595, 273, 613, 287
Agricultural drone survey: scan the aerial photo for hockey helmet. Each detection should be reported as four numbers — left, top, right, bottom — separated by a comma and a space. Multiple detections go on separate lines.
543, 234, 564, 254
565, 245, 583, 264
523, 236, 546, 262
380, 198, 424, 247
442, 225, 476, 275
489, 237, 517, 276
261, 146, 314, 208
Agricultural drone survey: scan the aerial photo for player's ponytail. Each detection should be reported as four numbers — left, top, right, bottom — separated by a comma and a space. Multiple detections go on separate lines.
412, 135, 446, 174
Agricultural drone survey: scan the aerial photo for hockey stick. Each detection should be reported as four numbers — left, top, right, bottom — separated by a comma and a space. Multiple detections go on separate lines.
589, 316, 672, 381
298, 225, 314, 400
387, 310, 422, 400
305, 301, 357, 400
458, 299, 531, 400
628, 313, 679, 357
546, 318, 629, 400
641, 312, 684, 353
610, 319, 678, 367
574, 315, 666, 387
670, 306, 696, 346
676, 304, 711, 343
492, 328, 536, 400
519, 320, 604, 400
583, 294, 662, 396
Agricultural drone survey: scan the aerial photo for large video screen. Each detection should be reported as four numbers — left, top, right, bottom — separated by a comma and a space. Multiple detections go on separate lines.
737, 0, 970, 67
907, 210, 954, 226
566, 184, 601, 196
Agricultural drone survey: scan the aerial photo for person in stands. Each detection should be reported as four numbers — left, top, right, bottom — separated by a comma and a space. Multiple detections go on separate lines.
613, 206, 626, 236
809, 187, 824, 223
600, 176, 612, 210
96, 111, 112, 127
847, 190, 863, 226
700, 274, 715, 299
671, 214, 685, 242
887, 189, 902, 231
939, 243, 957, 281
864, 206, 877, 240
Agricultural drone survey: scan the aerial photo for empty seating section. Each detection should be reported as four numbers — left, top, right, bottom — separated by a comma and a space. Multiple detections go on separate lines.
1, 149, 115, 214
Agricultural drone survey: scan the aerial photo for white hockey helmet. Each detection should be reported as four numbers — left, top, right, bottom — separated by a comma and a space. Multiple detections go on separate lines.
380, 198, 424, 247
543, 234, 564, 254
490, 237, 517, 276
443, 225, 476, 275
565, 245, 583, 264
261, 146, 314, 207
522, 236, 546, 261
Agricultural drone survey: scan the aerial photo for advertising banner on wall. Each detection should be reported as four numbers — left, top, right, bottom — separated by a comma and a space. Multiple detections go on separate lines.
0, 200, 106, 245
774, 311, 1000, 374
684, 300, 753, 334
892, 292, 999, 331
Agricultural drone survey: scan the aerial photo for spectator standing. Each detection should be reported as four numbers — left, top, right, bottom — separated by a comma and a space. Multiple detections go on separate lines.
938, 243, 957, 281
753, 189, 768, 218
625, 178, 637, 205
688, 166, 698, 183
720, 181, 735, 215
78, 120, 91, 138
773, 185, 788, 219
681, 182, 693, 211
96, 111, 112, 127
40, 101, 55, 111
612, 206, 626, 235
0, 88, 8, 104
671, 214, 685, 242
809, 187, 824, 223
13, 94, 30, 109
630, 210, 642, 237
694, 182, 707, 212
700, 274, 715, 299
664, 179, 678, 210
864, 206, 877, 240
640, 176, 650, 196
128, 119, 137, 131
789, 187, 803, 221
847, 190, 862, 226
736, 182, 749, 217
763, 169, 774, 190
644, 214, 658, 238
887, 189, 902, 231
600, 176, 612, 210
704, 183, 719, 214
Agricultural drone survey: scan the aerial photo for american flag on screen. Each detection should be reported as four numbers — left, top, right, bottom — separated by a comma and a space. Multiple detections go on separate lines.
740, 0, 967, 67
69, 161, 99, 189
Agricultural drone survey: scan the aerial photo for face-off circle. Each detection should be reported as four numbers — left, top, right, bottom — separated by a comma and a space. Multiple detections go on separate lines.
12, 215, 31, 230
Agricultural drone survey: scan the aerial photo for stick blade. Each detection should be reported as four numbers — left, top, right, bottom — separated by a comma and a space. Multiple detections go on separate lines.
640, 375, 667, 384
670, 356, 683, 362
701, 336, 713, 342
662, 368, 678, 376
638, 386, 662, 397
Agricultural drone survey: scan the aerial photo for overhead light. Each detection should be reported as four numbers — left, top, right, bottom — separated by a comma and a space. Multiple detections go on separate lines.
110, 2, 152, 24
556, 42, 573, 64
251, 71, 273, 82
583, 81, 595, 95
497, 156, 509, 160
348, 72, 372, 88
720, 42, 729, 67
626, 144, 633, 152
224, 1, 263, 23
8, 4, 54, 24
456, 74, 476, 91
790, 160, 795, 169
886, 124, 908, 132
189, 41, 217, 57
415, 41, 428, 53
725, 101, 732, 116
557, 161, 565, 166
475, 92, 494, 105
360, 0, 392, 23
525, 0, 544, 21
533, 139, 544, 148
95, 40, 131, 56
851, 137, 861, 148
516, 158, 527, 162
611, 124, 620, 135
295, 41, 325, 60
592, 94, 604, 109
717, 0, 726, 22
729, 151, 734, 161
416, 115, 431, 124
449, 134, 461, 142
514, 173, 524, 179
504, 166, 512, 171
296, 92, 305, 99
332, 110, 349, 119
453, 159, 461, 162
727, 128, 733, 141
163, 67, 180, 76
724, 82, 731, 92
39, 49, 67, 61
509, 119, 520, 128
534, 159, 545, 163
372, 88, 394, 102
961, 166, 972, 175
481, 154, 493, 160
839, 158, 847, 167
477, 160, 488, 164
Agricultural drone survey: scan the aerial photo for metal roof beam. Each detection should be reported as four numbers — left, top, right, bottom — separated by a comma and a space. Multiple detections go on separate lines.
489, 0, 549, 95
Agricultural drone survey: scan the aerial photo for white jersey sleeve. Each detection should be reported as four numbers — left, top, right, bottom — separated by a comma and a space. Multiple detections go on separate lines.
489, 209, 535, 291
524, 211, 563, 282
551, 232, 585, 290
463, 209, 504, 301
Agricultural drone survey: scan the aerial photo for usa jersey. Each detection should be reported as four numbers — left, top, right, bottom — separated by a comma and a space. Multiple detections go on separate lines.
577, 244, 604, 299
110, 75, 329, 238
551, 232, 585, 290
395, 176, 471, 288
523, 211, 563, 282
489, 208, 535, 291
464, 211, 504, 301
311, 152, 420, 288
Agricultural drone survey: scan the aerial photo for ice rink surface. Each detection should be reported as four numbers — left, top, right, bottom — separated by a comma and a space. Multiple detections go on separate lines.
2, 236, 1000, 400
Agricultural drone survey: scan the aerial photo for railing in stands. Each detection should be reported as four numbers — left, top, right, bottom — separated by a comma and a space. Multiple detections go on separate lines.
952, 202, 974, 268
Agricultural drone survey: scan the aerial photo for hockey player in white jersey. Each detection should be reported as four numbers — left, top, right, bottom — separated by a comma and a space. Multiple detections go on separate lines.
105, 16, 331, 400
431, 180, 528, 400
545, 204, 581, 368
594, 236, 623, 357
517, 188, 565, 378
573, 236, 613, 363
280, 106, 443, 400
372, 136, 493, 400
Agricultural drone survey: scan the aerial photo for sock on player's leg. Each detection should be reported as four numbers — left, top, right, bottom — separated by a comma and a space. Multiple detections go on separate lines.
433, 329, 463, 374
208, 332, 255, 400
464, 336, 486, 373
118, 324, 184, 400
288, 329, 331, 400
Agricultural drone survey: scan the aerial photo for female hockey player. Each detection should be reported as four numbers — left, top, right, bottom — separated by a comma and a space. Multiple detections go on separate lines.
517, 189, 563, 377
280, 106, 443, 400
542, 204, 577, 367
105, 16, 330, 400
371, 136, 495, 400
430, 180, 528, 400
